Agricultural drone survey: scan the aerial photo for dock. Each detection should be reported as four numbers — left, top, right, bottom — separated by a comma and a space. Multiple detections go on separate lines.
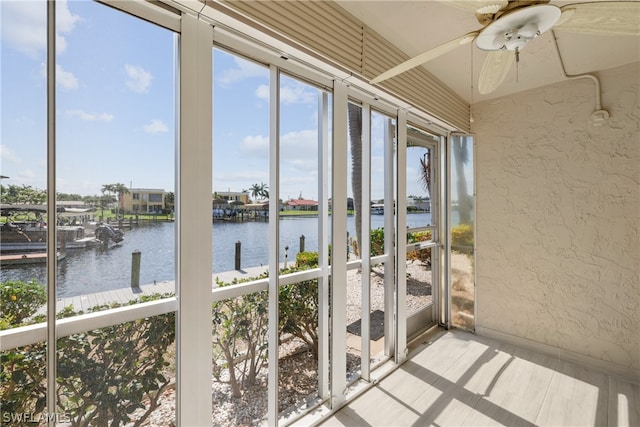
50, 264, 271, 314
1, 251, 66, 266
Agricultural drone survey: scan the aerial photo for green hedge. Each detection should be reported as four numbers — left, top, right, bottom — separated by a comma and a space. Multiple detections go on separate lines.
1, 282, 175, 426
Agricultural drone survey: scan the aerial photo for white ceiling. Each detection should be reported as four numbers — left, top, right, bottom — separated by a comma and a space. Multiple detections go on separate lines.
335, 0, 640, 103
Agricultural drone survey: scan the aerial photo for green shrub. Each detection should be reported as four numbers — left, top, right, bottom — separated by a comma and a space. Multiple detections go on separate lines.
211, 263, 320, 400
57, 299, 175, 425
0, 293, 175, 426
451, 223, 474, 253
407, 230, 432, 267
278, 263, 318, 354
212, 274, 269, 398
0, 342, 47, 417
1, 280, 46, 327
370, 228, 385, 257
296, 251, 318, 268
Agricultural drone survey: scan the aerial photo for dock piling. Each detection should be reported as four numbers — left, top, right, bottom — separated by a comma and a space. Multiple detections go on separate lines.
131, 250, 141, 288
284, 245, 289, 269
235, 241, 241, 270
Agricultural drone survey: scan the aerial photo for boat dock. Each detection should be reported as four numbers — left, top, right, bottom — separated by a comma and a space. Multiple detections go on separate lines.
1, 251, 66, 266
50, 264, 270, 314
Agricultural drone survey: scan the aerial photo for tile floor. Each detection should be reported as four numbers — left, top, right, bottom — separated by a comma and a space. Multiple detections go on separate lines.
318, 329, 639, 426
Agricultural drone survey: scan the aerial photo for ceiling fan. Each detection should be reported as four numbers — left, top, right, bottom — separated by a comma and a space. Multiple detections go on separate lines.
370, 0, 640, 95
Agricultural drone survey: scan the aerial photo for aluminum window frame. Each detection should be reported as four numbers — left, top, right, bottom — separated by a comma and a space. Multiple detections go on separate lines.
1, 1, 464, 425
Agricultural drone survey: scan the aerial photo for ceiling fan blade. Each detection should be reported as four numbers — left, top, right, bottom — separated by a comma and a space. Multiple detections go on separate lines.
370, 31, 479, 84
478, 50, 514, 95
434, 0, 508, 14
556, 1, 640, 36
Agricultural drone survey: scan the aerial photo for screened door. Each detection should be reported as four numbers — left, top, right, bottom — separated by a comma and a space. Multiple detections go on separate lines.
404, 125, 440, 340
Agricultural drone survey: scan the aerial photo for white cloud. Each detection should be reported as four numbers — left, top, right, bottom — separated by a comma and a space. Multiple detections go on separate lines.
281, 130, 317, 162
56, 1, 80, 34
1, 0, 79, 59
240, 134, 269, 156
217, 57, 268, 87
0, 145, 22, 164
40, 63, 79, 89
277, 130, 319, 200
280, 84, 315, 105
125, 64, 153, 94
238, 130, 318, 162
65, 109, 114, 122
144, 119, 169, 134
255, 85, 269, 101
56, 64, 78, 89
255, 83, 315, 105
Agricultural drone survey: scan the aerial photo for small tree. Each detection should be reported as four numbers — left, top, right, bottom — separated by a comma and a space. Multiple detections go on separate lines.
279, 253, 319, 353
212, 276, 269, 398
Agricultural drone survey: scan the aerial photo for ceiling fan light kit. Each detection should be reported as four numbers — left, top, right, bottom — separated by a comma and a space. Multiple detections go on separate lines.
475, 5, 561, 51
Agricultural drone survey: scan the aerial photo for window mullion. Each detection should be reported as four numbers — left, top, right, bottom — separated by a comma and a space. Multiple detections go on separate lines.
176, 12, 213, 426
268, 64, 281, 426
331, 80, 348, 408
46, 1, 57, 422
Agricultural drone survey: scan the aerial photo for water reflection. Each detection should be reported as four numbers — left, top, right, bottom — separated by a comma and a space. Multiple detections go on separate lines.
1, 214, 432, 297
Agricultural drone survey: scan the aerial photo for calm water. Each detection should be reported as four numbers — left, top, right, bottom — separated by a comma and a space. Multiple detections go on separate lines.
1, 213, 432, 297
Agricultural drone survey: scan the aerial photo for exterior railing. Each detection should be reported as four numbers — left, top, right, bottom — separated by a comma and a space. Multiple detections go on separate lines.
0, 255, 391, 352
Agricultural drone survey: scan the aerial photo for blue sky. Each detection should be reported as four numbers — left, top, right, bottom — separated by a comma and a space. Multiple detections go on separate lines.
1, 0, 430, 203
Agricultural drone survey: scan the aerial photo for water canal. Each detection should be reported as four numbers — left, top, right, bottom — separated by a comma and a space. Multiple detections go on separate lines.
1, 214, 432, 297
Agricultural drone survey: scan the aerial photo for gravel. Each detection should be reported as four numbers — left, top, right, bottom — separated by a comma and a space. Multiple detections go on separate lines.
128, 262, 432, 426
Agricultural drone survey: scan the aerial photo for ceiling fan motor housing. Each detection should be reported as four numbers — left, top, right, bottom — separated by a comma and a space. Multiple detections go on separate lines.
501, 23, 541, 51
476, 5, 561, 51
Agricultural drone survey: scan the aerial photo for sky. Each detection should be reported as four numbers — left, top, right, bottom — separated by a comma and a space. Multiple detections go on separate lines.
1, 0, 436, 203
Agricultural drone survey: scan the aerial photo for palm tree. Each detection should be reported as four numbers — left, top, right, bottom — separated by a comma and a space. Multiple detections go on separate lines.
452, 138, 472, 224
101, 184, 115, 217
112, 183, 129, 217
419, 151, 431, 198
100, 183, 129, 218
260, 185, 269, 199
249, 182, 269, 201
101, 184, 114, 194
348, 103, 362, 257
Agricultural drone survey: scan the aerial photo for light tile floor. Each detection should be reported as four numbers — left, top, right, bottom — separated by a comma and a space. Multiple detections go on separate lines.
319, 329, 639, 426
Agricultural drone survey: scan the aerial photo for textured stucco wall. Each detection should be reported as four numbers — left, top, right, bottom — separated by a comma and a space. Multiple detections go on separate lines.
473, 62, 640, 375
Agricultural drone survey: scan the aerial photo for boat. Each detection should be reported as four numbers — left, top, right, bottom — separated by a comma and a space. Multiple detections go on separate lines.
0, 204, 124, 253
371, 204, 384, 215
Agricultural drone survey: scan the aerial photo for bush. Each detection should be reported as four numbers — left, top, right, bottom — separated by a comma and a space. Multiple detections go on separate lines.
212, 275, 269, 398
407, 230, 432, 267
279, 261, 319, 354
296, 251, 318, 268
370, 228, 385, 257
1, 280, 46, 326
0, 342, 47, 417
0, 293, 175, 426
451, 223, 474, 254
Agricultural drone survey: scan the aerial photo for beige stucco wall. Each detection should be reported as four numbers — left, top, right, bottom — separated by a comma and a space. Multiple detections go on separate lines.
472, 62, 640, 376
